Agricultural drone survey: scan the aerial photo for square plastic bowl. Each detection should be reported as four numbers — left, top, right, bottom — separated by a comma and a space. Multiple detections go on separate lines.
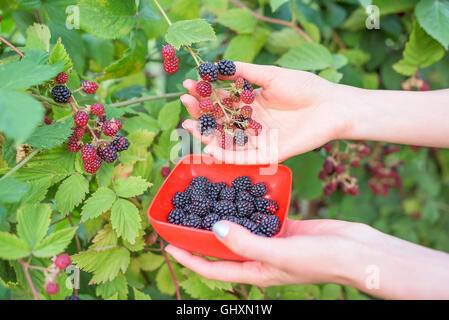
147, 154, 292, 261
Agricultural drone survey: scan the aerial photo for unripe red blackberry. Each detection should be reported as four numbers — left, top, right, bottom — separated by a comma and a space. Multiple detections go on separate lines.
55, 72, 68, 84
55, 253, 71, 270
67, 135, 82, 152
247, 119, 262, 136
84, 156, 102, 174
318, 170, 327, 181
161, 165, 171, 178
82, 81, 98, 94
101, 120, 119, 136
349, 186, 359, 196
221, 98, 234, 109
240, 105, 252, 118
90, 103, 104, 115
335, 163, 345, 174
72, 126, 86, 139
161, 44, 175, 60
81, 144, 96, 162
45, 281, 59, 295
241, 90, 255, 104
163, 56, 179, 74
230, 91, 240, 103
219, 132, 233, 149
74, 111, 89, 127
211, 103, 225, 120
199, 98, 214, 113
115, 120, 122, 130
198, 62, 218, 82
44, 116, 52, 125
323, 159, 334, 174
234, 77, 245, 89
196, 81, 212, 97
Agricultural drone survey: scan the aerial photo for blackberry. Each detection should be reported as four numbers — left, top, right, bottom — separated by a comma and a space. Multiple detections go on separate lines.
250, 212, 270, 224
234, 130, 248, 147
247, 119, 262, 136
199, 98, 214, 113
111, 136, 130, 152
243, 79, 253, 91
217, 59, 236, 76
254, 198, 278, 214
72, 126, 86, 139
190, 197, 211, 216
202, 213, 220, 230
240, 105, 253, 118
51, 85, 71, 103
184, 185, 193, 199
219, 187, 235, 202
81, 144, 96, 162
236, 191, 254, 203
250, 182, 268, 197
221, 215, 240, 224
241, 89, 255, 104
191, 186, 208, 201
191, 176, 210, 186
196, 81, 212, 97
65, 296, 81, 300
74, 111, 89, 127
233, 115, 247, 130
231, 176, 252, 193
98, 145, 117, 163
55, 72, 68, 84
198, 62, 218, 82
161, 44, 175, 60
206, 182, 226, 201
172, 191, 190, 209
101, 120, 119, 137
90, 103, 104, 115
82, 81, 98, 94
67, 135, 82, 152
234, 77, 245, 89
198, 114, 217, 136
258, 215, 281, 237
235, 200, 254, 218
84, 156, 102, 174
167, 208, 186, 225
239, 218, 259, 233
184, 214, 202, 229
214, 200, 237, 217
164, 56, 179, 74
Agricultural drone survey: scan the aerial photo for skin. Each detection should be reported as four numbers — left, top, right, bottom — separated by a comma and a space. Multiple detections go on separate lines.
166, 62, 449, 300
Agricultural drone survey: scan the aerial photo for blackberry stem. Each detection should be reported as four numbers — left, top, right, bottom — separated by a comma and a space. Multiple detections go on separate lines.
213, 91, 230, 121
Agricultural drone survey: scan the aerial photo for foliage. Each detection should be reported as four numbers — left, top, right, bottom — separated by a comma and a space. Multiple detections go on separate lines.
0, 0, 448, 300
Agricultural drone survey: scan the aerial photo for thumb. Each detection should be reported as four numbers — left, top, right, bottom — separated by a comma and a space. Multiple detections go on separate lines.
220, 62, 280, 88
212, 220, 286, 265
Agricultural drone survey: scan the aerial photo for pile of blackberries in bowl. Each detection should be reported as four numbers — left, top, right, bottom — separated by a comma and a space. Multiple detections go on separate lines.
166, 176, 281, 237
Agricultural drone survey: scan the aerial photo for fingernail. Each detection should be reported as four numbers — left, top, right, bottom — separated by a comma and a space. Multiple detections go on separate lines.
180, 95, 187, 105
212, 221, 229, 240
181, 120, 189, 130
182, 79, 189, 88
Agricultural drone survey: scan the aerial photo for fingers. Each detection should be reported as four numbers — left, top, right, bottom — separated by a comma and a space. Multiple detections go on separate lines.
219, 62, 280, 88
204, 143, 278, 165
164, 245, 278, 285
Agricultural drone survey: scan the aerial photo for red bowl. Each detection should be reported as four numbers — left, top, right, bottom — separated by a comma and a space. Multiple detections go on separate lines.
147, 154, 292, 261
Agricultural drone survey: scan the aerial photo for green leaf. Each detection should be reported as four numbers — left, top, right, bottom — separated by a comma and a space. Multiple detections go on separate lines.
33, 227, 77, 257
265, 28, 305, 55
341, 49, 371, 67
20, 177, 52, 204
2, 138, 16, 168
79, 0, 137, 39
49, 37, 73, 72
26, 120, 73, 150
320, 284, 342, 300
101, 44, 146, 80
0, 178, 29, 204
81, 187, 117, 222
24, 23, 51, 52
137, 252, 165, 271
318, 68, 343, 83
393, 21, 445, 76
90, 224, 118, 249
216, 9, 256, 34
110, 199, 141, 244
156, 263, 182, 295
96, 274, 128, 300
158, 100, 181, 131
248, 286, 264, 300
270, 0, 288, 12
0, 232, 30, 260
422, 201, 440, 223
416, 0, 449, 49
72, 247, 130, 284
277, 43, 333, 71
55, 174, 89, 214
17, 203, 52, 249
114, 176, 151, 198
224, 34, 258, 63
132, 287, 151, 300
165, 19, 216, 49
0, 90, 44, 142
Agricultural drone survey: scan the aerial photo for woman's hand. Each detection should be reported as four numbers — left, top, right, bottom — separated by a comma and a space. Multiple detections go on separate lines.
165, 219, 449, 299
181, 62, 348, 164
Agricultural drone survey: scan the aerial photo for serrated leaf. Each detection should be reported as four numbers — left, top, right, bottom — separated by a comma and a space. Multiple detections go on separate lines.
416, 0, 449, 49
13, 163, 69, 182
137, 252, 165, 271
72, 247, 130, 284
33, 227, 77, 257
0, 232, 30, 260
2, 138, 16, 168
132, 287, 151, 300
216, 9, 256, 34
277, 42, 333, 71
101, 45, 146, 80
96, 273, 128, 300
0, 178, 29, 204
79, 0, 137, 39
156, 263, 181, 295
26, 120, 73, 150
110, 199, 141, 244
198, 276, 233, 291
24, 23, 51, 52
20, 177, 52, 204
393, 21, 445, 76
318, 68, 343, 83
17, 203, 52, 249
96, 162, 115, 187
81, 187, 116, 222
165, 19, 216, 50
49, 37, 73, 72
91, 224, 118, 249
55, 174, 89, 214
158, 100, 181, 131
114, 176, 151, 198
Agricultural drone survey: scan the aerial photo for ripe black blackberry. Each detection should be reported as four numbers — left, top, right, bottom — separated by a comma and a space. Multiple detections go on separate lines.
236, 191, 254, 203
234, 130, 248, 147
217, 59, 236, 76
98, 145, 117, 163
221, 215, 240, 224
239, 218, 259, 233
171, 191, 190, 209
254, 198, 278, 214
219, 187, 235, 202
65, 295, 81, 300
167, 208, 186, 225
250, 182, 268, 197
258, 215, 281, 237
184, 214, 202, 229
235, 200, 254, 218
202, 213, 220, 230
51, 85, 71, 103
214, 200, 237, 217
198, 62, 218, 82
243, 79, 253, 91
191, 176, 211, 186
111, 136, 130, 152
232, 176, 252, 193
250, 212, 270, 223
206, 182, 226, 201
184, 185, 193, 199
190, 196, 211, 216
198, 114, 217, 136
